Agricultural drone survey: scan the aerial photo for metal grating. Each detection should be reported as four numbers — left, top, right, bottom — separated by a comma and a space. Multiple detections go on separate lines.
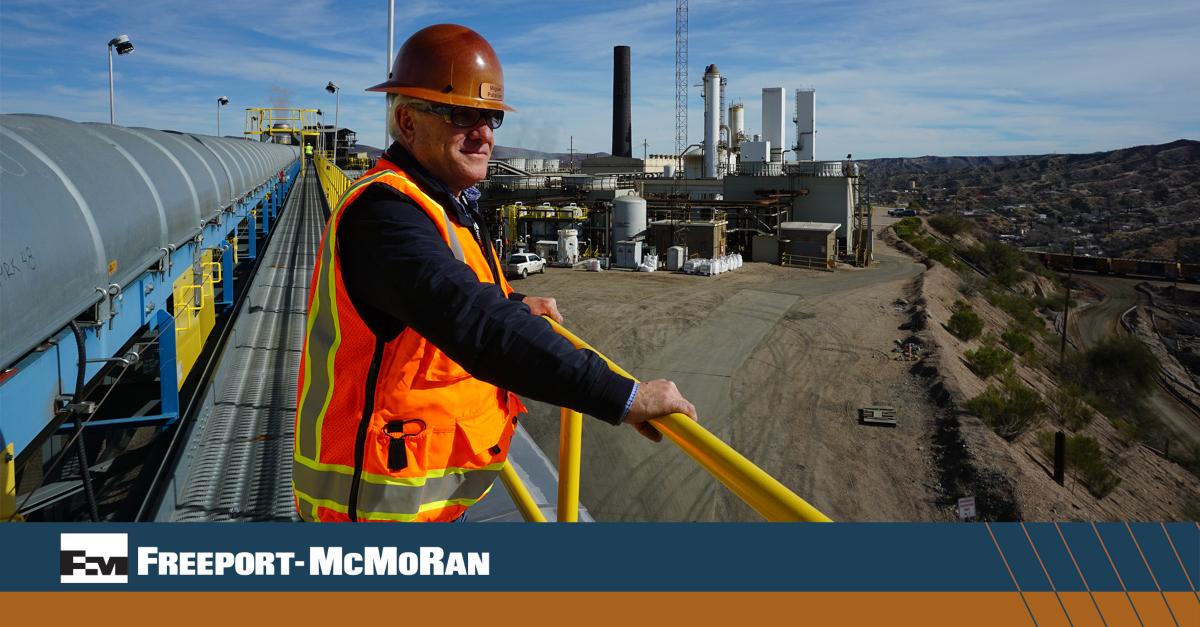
164, 167, 323, 521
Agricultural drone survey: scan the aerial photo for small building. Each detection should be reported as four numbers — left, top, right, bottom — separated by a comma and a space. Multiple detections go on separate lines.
778, 222, 840, 266
649, 219, 728, 259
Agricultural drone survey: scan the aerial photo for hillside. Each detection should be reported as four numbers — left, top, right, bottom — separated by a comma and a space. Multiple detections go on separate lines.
862, 140, 1200, 262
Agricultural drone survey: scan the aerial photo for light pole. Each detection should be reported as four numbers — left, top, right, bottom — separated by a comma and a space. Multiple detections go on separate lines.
216, 96, 228, 136
107, 35, 135, 124
325, 81, 340, 161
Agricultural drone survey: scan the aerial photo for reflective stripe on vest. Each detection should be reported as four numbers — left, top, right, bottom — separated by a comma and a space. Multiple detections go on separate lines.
294, 161, 519, 523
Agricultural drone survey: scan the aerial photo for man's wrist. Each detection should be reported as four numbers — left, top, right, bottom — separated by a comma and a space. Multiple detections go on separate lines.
619, 381, 639, 423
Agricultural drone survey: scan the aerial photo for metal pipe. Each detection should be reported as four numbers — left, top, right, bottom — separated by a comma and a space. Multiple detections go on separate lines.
386, 0, 394, 148
557, 407, 583, 522
108, 44, 115, 124
542, 315, 832, 522
499, 462, 547, 522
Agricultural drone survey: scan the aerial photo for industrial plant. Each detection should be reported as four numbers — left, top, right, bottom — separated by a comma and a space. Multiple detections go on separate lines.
479, 46, 871, 273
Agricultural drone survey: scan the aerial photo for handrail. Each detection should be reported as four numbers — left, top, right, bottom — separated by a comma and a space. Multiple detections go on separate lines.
499, 461, 547, 522
543, 316, 832, 523
312, 154, 352, 212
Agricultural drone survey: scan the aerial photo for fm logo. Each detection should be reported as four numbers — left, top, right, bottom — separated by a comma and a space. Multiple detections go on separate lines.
60, 533, 128, 583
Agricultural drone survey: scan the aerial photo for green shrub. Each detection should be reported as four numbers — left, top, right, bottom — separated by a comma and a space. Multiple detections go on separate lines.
948, 300, 984, 340
1066, 334, 1160, 414
929, 213, 970, 237
965, 374, 1045, 440
963, 240, 1027, 286
1051, 383, 1093, 430
985, 290, 1044, 332
965, 341, 1014, 378
892, 218, 963, 271
1001, 327, 1035, 356
1036, 432, 1122, 498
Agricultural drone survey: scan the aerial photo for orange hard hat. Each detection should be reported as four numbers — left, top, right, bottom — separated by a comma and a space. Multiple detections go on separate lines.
366, 24, 514, 112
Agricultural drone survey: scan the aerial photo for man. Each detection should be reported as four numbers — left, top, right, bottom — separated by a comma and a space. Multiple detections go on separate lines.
293, 24, 695, 523
304, 143, 314, 158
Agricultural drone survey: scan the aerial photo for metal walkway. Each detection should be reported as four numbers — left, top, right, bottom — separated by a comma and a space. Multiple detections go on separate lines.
155, 165, 323, 521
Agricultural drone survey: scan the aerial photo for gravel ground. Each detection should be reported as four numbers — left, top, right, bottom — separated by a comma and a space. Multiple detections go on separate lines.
514, 213, 954, 521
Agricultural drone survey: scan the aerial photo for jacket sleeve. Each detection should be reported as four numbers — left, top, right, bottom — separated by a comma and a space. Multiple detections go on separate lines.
338, 187, 635, 424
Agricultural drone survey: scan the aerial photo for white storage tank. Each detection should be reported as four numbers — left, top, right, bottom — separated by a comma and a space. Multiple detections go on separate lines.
558, 228, 579, 265
525, 158, 544, 173
615, 240, 642, 269
667, 246, 687, 271
663, 163, 675, 178
612, 194, 647, 244
543, 158, 560, 172
501, 157, 526, 171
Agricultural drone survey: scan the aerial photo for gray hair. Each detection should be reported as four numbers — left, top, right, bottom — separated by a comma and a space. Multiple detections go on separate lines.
386, 93, 428, 144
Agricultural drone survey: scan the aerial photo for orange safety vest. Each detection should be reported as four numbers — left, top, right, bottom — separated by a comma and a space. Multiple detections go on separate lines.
293, 158, 525, 522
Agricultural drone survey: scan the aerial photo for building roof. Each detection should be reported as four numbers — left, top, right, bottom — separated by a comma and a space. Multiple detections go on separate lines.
780, 221, 841, 232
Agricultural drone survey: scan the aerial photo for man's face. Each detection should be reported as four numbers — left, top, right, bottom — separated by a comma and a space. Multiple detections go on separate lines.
403, 106, 494, 193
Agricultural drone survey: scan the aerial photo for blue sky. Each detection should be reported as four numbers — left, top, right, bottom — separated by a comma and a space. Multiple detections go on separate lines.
2, 0, 1197, 158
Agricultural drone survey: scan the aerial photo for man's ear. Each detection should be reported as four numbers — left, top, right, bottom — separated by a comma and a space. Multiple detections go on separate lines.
395, 106, 417, 145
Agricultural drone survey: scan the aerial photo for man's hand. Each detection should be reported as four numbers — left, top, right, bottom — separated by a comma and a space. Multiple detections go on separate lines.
523, 295, 563, 323
624, 379, 697, 442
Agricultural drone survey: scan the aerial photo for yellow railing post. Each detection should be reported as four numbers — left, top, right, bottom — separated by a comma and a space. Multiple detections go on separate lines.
557, 408, 583, 522
499, 462, 547, 522
1, 443, 20, 522
542, 316, 832, 523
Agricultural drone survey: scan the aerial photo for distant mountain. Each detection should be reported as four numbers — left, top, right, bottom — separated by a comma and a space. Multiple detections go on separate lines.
492, 145, 608, 161
862, 140, 1200, 260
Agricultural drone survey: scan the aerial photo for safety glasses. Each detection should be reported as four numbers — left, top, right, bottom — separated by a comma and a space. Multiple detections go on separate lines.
406, 100, 504, 130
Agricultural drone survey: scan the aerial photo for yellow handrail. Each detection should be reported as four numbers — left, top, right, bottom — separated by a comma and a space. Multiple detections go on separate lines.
544, 316, 832, 523
499, 461, 547, 522
556, 408, 583, 522
312, 154, 352, 212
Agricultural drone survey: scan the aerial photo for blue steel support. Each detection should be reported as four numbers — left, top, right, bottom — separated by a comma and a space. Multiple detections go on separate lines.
247, 211, 257, 260
217, 244, 234, 309
261, 197, 272, 234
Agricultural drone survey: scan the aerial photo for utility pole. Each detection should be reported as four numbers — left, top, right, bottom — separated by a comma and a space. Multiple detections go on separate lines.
1059, 241, 1075, 370
386, 0, 394, 149
569, 135, 575, 173
643, 138, 648, 161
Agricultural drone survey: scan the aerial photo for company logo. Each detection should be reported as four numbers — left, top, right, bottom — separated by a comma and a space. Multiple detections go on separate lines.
60, 533, 129, 584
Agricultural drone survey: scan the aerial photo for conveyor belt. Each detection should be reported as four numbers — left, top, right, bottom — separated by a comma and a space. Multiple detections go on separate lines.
156, 165, 323, 521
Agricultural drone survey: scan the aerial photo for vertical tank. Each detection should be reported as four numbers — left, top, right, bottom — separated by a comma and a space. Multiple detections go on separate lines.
762, 87, 785, 163
703, 64, 721, 178
542, 158, 560, 172
795, 88, 815, 161
501, 157, 526, 171
729, 103, 745, 150
525, 158, 543, 172
612, 195, 647, 244
558, 228, 579, 265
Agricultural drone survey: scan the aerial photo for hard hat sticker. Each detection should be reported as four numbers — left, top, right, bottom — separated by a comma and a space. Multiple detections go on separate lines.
481, 83, 503, 100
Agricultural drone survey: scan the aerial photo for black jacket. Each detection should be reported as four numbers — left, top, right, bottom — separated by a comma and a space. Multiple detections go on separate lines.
337, 143, 634, 424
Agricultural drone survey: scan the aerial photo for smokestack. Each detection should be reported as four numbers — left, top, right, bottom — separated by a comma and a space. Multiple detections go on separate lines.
612, 45, 632, 158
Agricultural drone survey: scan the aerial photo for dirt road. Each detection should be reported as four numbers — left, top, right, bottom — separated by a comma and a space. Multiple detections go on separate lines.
1071, 276, 1200, 450
516, 213, 951, 521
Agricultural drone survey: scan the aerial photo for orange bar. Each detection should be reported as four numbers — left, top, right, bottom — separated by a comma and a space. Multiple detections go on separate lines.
1128, 590, 1181, 626
1055, 592, 1108, 627
5, 592, 1043, 626
1022, 592, 1072, 627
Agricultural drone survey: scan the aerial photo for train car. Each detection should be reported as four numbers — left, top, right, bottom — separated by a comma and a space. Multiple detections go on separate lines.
1181, 263, 1200, 283
1136, 259, 1169, 279
1109, 257, 1138, 276
1073, 255, 1110, 274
